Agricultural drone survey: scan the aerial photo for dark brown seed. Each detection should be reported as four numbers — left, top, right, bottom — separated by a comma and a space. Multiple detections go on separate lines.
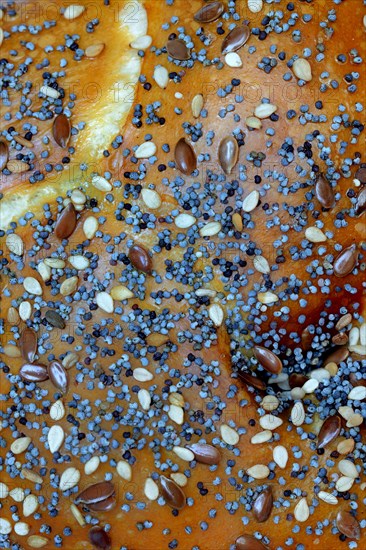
289, 373, 309, 388
0, 140, 9, 170
19, 327, 37, 363
174, 138, 197, 175
235, 534, 268, 550
332, 332, 348, 346
349, 373, 366, 387
301, 326, 313, 350
194, 2, 224, 23
76, 481, 115, 505
129, 245, 153, 274
55, 203, 77, 240
221, 24, 250, 54
238, 371, 266, 391
336, 511, 360, 540
355, 186, 366, 217
45, 310, 66, 329
325, 346, 349, 365
166, 38, 190, 60
253, 346, 283, 375
252, 487, 273, 523
317, 415, 341, 449
186, 443, 220, 465
87, 494, 116, 512
53, 114, 71, 148
315, 174, 335, 209
160, 475, 186, 509
48, 361, 69, 394
333, 244, 358, 277
88, 526, 111, 550
355, 167, 366, 184
20, 363, 49, 382
218, 136, 239, 175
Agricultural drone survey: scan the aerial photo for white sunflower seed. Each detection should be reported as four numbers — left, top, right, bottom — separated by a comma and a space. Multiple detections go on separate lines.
305, 226, 327, 243
337, 439, 355, 455
144, 478, 159, 501
116, 460, 132, 481
0, 518, 12, 535
247, 464, 270, 479
9, 488, 25, 502
3, 344, 21, 358
63, 5, 85, 20
292, 58, 312, 81
23, 276, 42, 295
27, 535, 49, 548
225, 52, 242, 68
348, 386, 366, 400
338, 406, 354, 420
348, 344, 366, 355
135, 142, 157, 159
260, 414, 283, 430
302, 378, 319, 393
60, 276, 78, 296
6, 233, 24, 255
21, 469, 43, 484
168, 405, 184, 425
23, 494, 38, 517
70, 503, 85, 526
310, 368, 330, 382
68, 255, 89, 270
110, 285, 134, 300
220, 424, 239, 445
248, 0, 263, 13
291, 401, 305, 426
318, 491, 338, 505
44, 258, 66, 269
257, 291, 279, 304
250, 430, 272, 444
153, 65, 169, 89
14, 522, 29, 536
47, 425, 64, 454
191, 94, 204, 118
170, 473, 187, 487
254, 103, 277, 119
253, 255, 270, 274
138, 389, 151, 411
84, 456, 100, 475
130, 35, 152, 49
50, 400, 65, 421
335, 476, 354, 492
40, 85, 60, 99
245, 116, 262, 129
133, 368, 153, 382
96, 291, 114, 313
0, 483, 9, 499
11, 437, 31, 455
291, 387, 306, 400
175, 213, 196, 229
169, 392, 184, 407
83, 216, 99, 240
199, 221, 222, 237
141, 188, 162, 209
173, 446, 195, 462
242, 190, 260, 212
91, 174, 112, 192
338, 459, 358, 479
208, 303, 224, 327
70, 189, 86, 205
37, 262, 51, 282
62, 352, 78, 369
294, 497, 310, 522
261, 395, 279, 411
7, 307, 19, 324
346, 413, 363, 427
360, 322, 366, 345
59, 467, 80, 492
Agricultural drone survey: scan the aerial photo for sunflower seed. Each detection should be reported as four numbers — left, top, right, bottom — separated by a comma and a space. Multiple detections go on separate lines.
338, 406, 354, 420
194, 2, 224, 23
348, 344, 366, 356
232, 212, 243, 231
135, 141, 157, 158
257, 291, 279, 304
168, 392, 184, 407
96, 292, 114, 313
302, 378, 319, 393
47, 425, 64, 454
6, 233, 24, 255
170, 473, 188, 487
11, 437, 31, 455
247, 464, 270, 479
23, 494, 38, 517
0, 518, 12, 535
21, 469, 43, 484
84, 456, 100, 475
14, 521, 30, 536
60, 276, 78, 296
253, 487, 273, 522
273, 445, 288, 469
133, 368, 153, 382
83, 216, 99, 239
70, 503, 85, 526
0, 483, 9, 499
336, 476, 354, 492
9, 487, 25, 502
242, 190, 259, 212
141, 188, 161, 209
310, 368, 330, 382
144, 478, 159, 501
220, 424, 239, 445
348, 386, 366, 400
186, 443, 220, 465
317, 491, 338, 505
337, 438, 355, 455
116, 460, 132, 481
346, 413, 363, 427
91, 174, 112, 192
175, 213, 196, 228
254, 103, 277, 119
245, 115, 262, 129
85, 42, 105, 58
336, 510, 360, 540
23, 276, 42, 295
218, 136, 239, 175
50, 400, 65, 421
292, 58, 312, 81
208, 303, 224, 327
59, 467, 80, 491
37, 262, 51, 281
338, 459, 358, 479
360, 323, 366, 345
138, 389, 151, 411
110, 285, 134, 300
174, 138, 197, 175
7, 307, 19, 324
294, 497, 310, 522
40, 85, 60, 99
248, 0, 263, 12
63, 4, 85, 19
172, 446, 194, 462
160, 475, 186, 509
259, 414, 283, 430
68, 255, 89, 270
261, 395, 279, 411
153, 65, 169, 89
225, 51, 242, 67
200, 221, 222, 237
130, 35, 152, 49
251, 431, 272, 444
291, 401, 305, 426
253, 255, 270, 274
27, 535, 49, 548
191, 94, 204, 118
305, 226, 327, 243
222, 24, 250, 54
168, 404, 184, 425
0, 140, 9, 170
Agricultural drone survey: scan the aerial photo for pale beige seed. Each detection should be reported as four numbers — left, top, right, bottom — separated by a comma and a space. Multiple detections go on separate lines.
62, 352, 78, 369
346, 413, 363, 427
257, 291, 279, 305
0, 482, 9, 499
359, 322, 366, 346
338, 459, 358, 479
83, 216, 99, 240
337, 438, 355, 455
305, 226, 327, 243
153, 65, 169, 89
336, 313, 352, 331
247, 464, 270, 479
173, 446, 195, 462
135, 142, 157, 158
175, 213, 196, 229
294, 497, 310, 522
44, 257, 66, 269
60, 276, 78, 296
291, 401, 305, 426
195, 288, 217, 298
245, 116, 262, 129
199, 221, 222, 237
208, 303, 224, 327
47, 425, 64, 454
291, 387, 306, 400
23, 494, 38, 517
254, 103, 277, 119
169, 392, 184, 407
318, 491, 338, 505
130, 35, 152, 49
335, 476, 354, 492
9, 487, 25, 502
273, 445, 288, 469
11, 437, 31, 455
70, 503, 85, 526
348, 344, 366, 355
3, 344, 21, 358
14, 521, 30, 536
141, 188, 162, 209
96, 291, 114, 313
251, 430, 273, 444
325, 361, 338, 376
70, 189, 86, 205
293, 58, 312, 81
242, 190, 259, 212
6, 233, 24, 255
261, 395, 279, 411
253, 255, 270, 274
0, 518, 12, 535
37, 262, 51, 282
310, 368, 330, 382
168, 404, 184, 425
220, 424, 239, 445
91, 174, 112, 192
170, 473, 188, 487
85, 42, 105, 58
27, 535, 49, 548
21, 469, 43, 484
232, 212, 243, 231
338, 406, 354, 420
13, 135, 33, 148
348, 386, 366, 400
225, 52, 242, 68
248, 0, 263, 13
63, 4, 85, 20
138, 388, 151, 411
111, 285, 134, 300
50, 400, 65, 421
68, 255, 89, 270
84, 456, 100, 475
59, 467, 80, 491
40, 85, 60, 99
7, 307, 19, 324
116, 460, 132, 481
23, 276, 42, 295
133, 368, 154, 382
144, 478, 159, 501
259, 414, 283, 430
146, 332, 170, 347
191, 94, 204, 118
302, 378, 319, 394
7, 159, 29, 173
